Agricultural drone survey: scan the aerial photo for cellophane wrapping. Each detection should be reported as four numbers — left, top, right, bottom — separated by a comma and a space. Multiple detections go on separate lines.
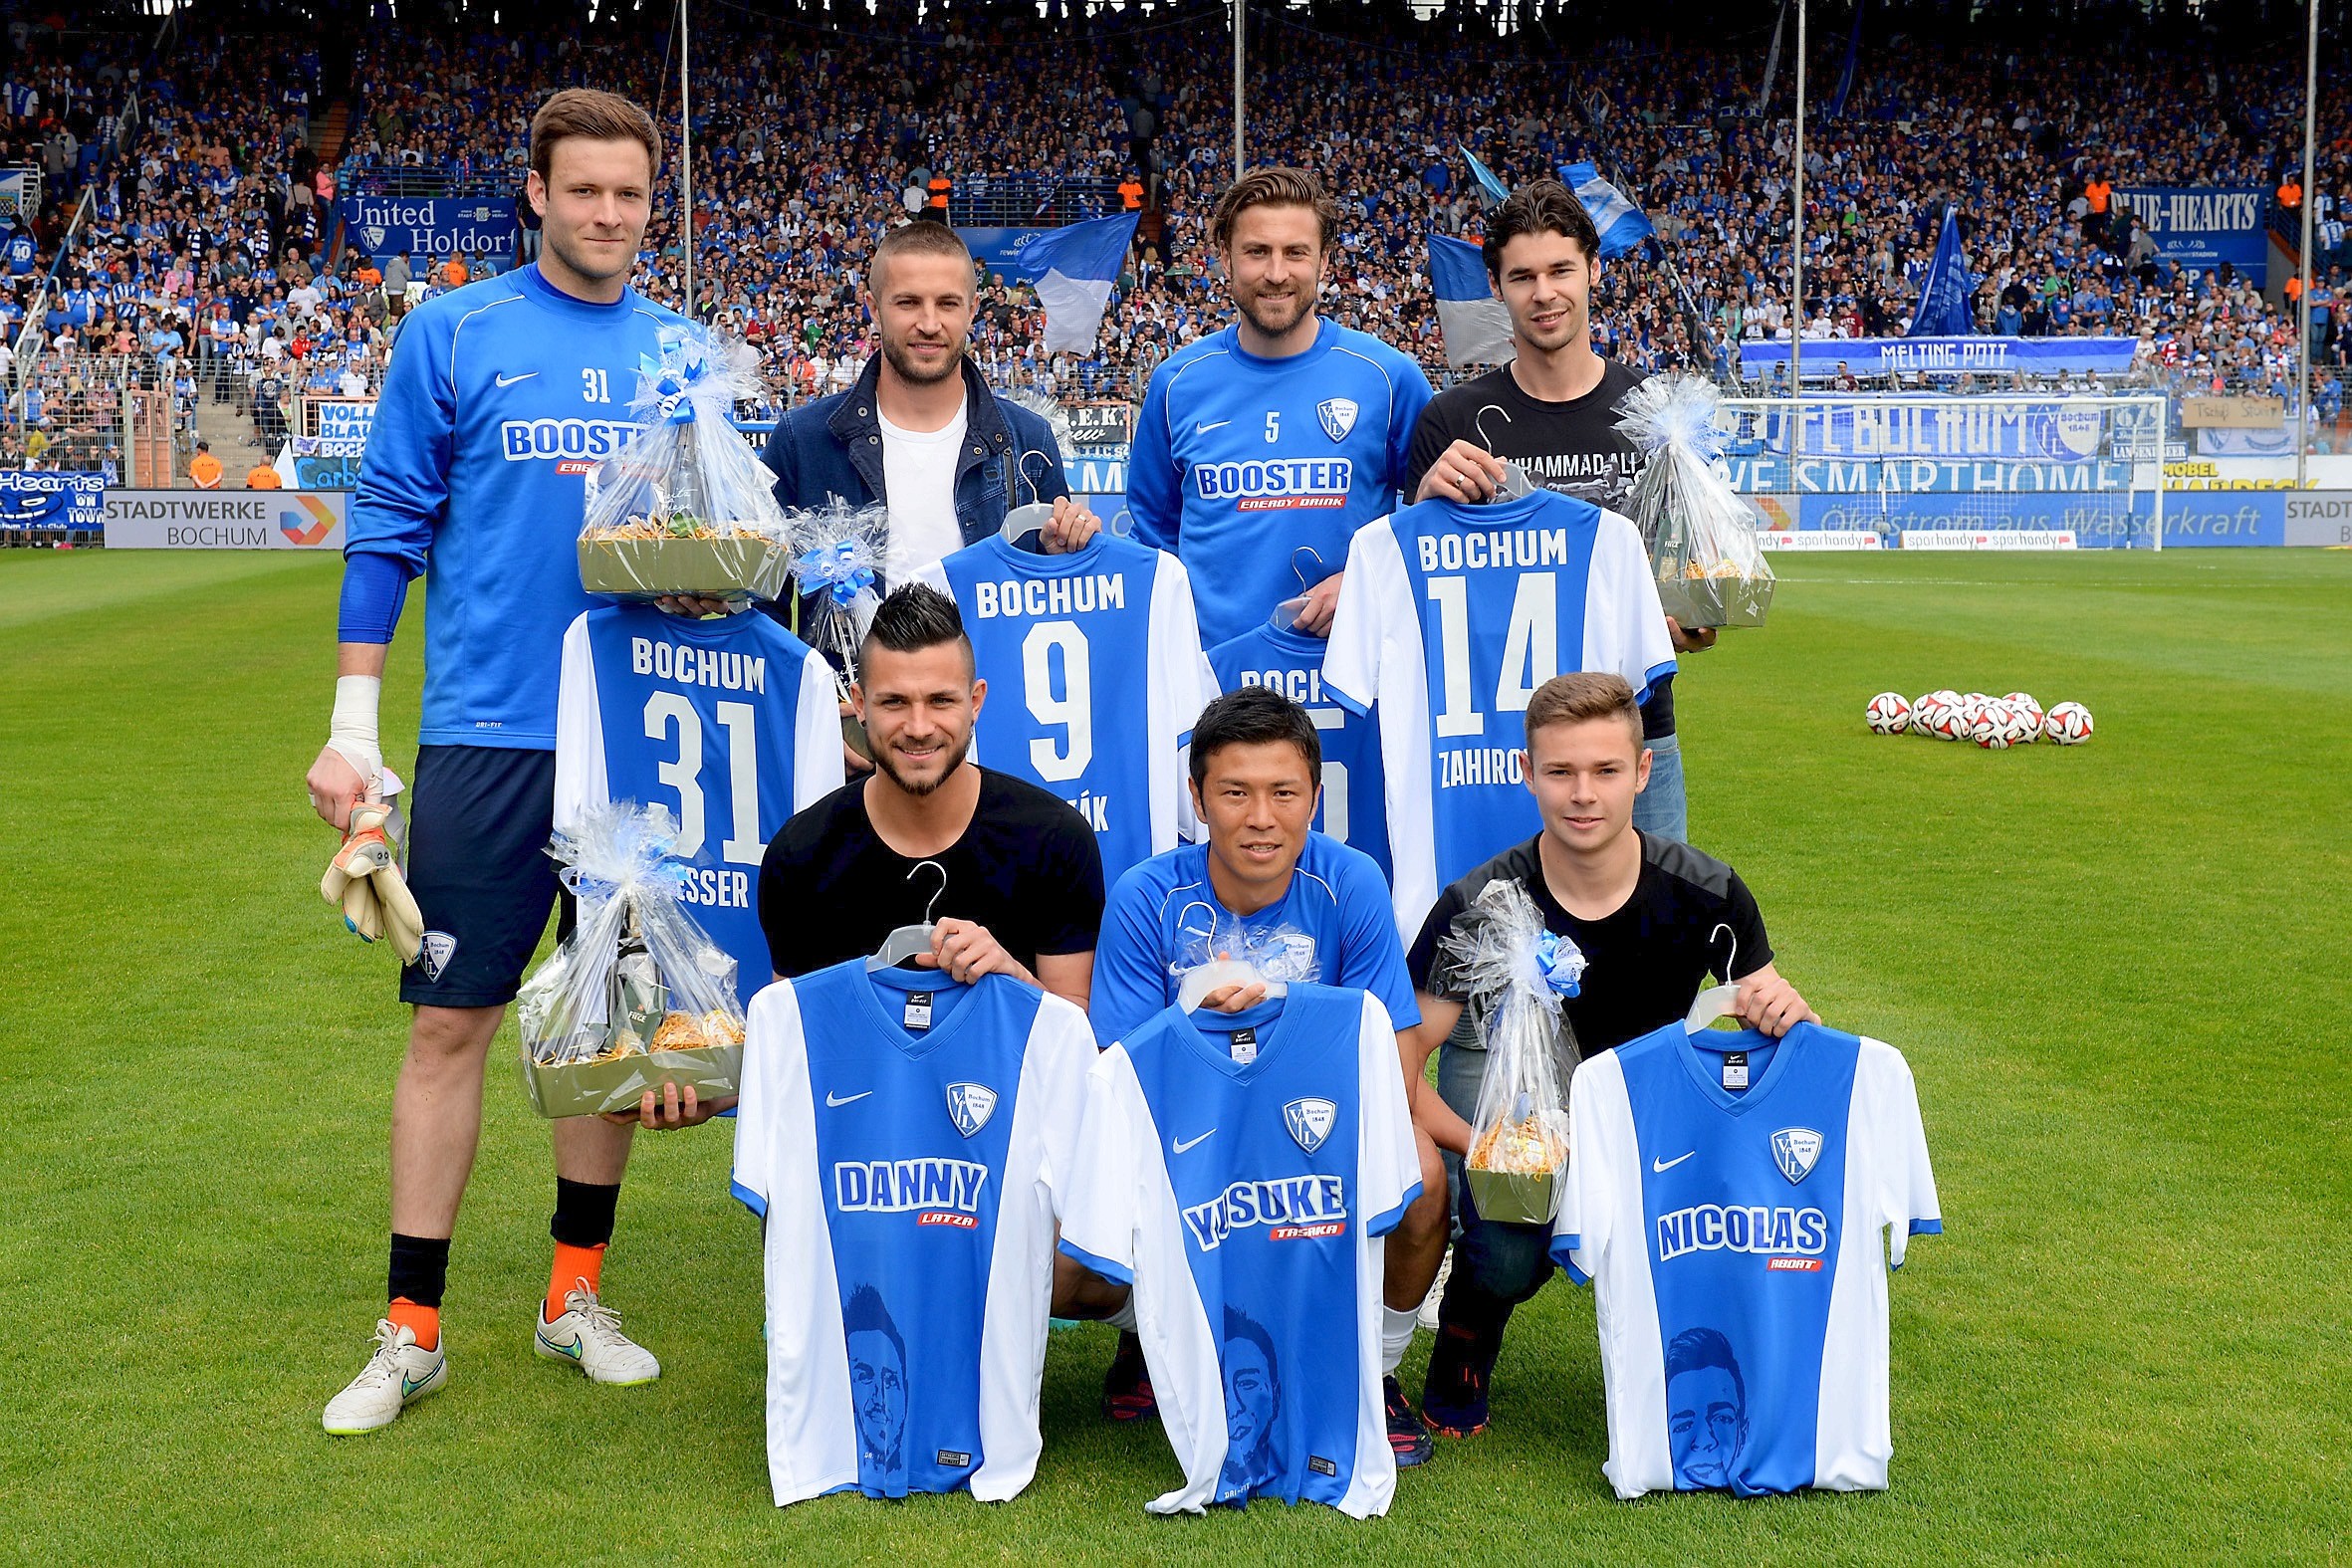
514, 800, 747, 1118
1617, 373, 1774, 628
1441, 877, 1585, 1225
578, 324, 795, 601
780, 498, 890, 697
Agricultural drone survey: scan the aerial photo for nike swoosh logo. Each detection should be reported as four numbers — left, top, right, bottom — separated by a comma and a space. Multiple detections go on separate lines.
1653, 1151, 1696, 1173
538, 1333, 584, 1361
1194, 418, 1231, 433
494, 370, 538, 387
401, 1371, 435, 1395
826, 1089, 873, 1107
1172, 1129, 1216, 1154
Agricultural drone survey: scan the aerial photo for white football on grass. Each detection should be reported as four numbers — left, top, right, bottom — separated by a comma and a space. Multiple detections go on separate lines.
2044, 702, 2094, 744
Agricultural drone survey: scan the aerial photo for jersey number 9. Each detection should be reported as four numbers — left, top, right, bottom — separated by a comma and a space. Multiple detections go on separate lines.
1021, 621, 1093, 782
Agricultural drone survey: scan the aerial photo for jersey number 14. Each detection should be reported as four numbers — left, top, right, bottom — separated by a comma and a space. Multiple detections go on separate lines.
1426, 572, 1558, 737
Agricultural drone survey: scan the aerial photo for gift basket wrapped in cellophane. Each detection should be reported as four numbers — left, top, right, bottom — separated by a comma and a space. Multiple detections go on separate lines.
1616, 373, 1774, 629
578, 323, 795, 601
515, 800, 746, 1118
779, 498, 890, 761
1442, 878, 1585, 1226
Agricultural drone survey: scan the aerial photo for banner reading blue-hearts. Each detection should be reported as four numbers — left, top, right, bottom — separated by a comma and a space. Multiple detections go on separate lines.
0, 470, 107, 530
2110, 187, 2269, 285
339, 196, 518, 261
1739, 336, 2140, 380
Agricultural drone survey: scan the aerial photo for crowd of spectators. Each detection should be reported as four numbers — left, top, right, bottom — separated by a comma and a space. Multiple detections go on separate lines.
10, 3, 2352, 484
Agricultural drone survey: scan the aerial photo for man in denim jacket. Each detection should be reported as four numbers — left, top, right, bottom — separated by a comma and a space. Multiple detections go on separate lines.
762, 221, 1096, 584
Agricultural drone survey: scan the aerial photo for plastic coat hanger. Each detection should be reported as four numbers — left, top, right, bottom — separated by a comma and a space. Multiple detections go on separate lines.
868, 860, 949, 970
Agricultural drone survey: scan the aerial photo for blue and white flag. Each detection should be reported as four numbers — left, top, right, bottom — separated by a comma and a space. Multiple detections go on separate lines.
1757, 0, 1787, 112
1429, 234, 1515, 366
1907, 205, 1979, 336
1460, 144, 1511, 209
1825, 0, 1863, 118
1009, 210, 1140, 353
1559, 161, 1655, 259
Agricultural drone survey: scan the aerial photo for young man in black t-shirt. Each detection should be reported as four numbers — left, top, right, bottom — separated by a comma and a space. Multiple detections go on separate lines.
759, 584, 1103, 1003
1402, 672, 1815, 1442
1404, 178, 1711, 847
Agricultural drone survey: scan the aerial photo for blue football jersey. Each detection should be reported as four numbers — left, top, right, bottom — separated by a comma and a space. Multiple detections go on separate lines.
1059, 984, 1420, 1517
1126, 319, 1433, 646
1208, 619, 1389, 880
1552, 1020, 1942, 1498
918, 533, 1214, 886
554, 604, 843, 991
1324, 491, 1679, 938
348, 264, 685, 749
1089, 834, 1420, 1050
732, 964, 1096, 1505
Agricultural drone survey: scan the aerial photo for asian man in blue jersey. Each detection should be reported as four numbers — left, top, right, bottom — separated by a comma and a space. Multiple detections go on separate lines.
1089, 686, 1450, 1467
306, 90, 705, 1436
1125, 168, 1433, 647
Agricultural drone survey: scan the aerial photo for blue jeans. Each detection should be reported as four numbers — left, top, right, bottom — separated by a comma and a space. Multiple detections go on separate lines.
1633, 729, 1687, 843
1436, 1034, 1560, 1324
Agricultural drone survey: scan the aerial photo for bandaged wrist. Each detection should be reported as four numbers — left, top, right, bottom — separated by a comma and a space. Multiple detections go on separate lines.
327, 674, 383, 779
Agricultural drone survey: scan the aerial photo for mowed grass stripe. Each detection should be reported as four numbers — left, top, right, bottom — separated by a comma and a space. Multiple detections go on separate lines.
0, 550, 2345, 1563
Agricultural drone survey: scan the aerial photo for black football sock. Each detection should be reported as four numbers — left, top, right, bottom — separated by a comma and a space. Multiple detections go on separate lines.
387, 1232, 451, 1309
550, 1178, 621, 1249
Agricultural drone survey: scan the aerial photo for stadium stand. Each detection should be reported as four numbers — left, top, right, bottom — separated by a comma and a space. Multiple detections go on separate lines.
7, 2, 2352, 484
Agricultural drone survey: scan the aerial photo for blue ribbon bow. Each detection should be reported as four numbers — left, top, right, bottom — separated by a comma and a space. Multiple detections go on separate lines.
636, 329, 719, 426
795, 540, 875, 607
1535, 930, 1585, 999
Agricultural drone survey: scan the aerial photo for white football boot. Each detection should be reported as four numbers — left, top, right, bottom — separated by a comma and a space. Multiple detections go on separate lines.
322, 1318, 448, 1435
1417, 1245, 1454, 1334
534, 1279, 661, 1386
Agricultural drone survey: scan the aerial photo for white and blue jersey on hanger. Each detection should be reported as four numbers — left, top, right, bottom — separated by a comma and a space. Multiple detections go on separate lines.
1552, 1019, 1942, 1498
1125, 319, 1433, 646
1058, 983, 1420, 1518
731, 964, 1096, 1506
917, 532, 1215, 886
1323, 490, 1677, 938
553, 603, 844, 990
1208, 618, 1389, 880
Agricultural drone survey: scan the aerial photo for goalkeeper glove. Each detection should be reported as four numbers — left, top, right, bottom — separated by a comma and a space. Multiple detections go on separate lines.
322, 796, 426, 963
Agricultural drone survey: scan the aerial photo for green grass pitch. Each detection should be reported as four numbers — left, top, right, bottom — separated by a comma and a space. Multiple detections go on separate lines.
2, 548, 2346, 1564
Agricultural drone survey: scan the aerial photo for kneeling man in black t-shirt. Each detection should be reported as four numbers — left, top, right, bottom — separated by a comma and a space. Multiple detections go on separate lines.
759, 583, 1104, 999
1403, 671, 1815, 1442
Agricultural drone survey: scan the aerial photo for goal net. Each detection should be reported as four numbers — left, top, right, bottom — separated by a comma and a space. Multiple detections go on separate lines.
1717, 393, 2168, 550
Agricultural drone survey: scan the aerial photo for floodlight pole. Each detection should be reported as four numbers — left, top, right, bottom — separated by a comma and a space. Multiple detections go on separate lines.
1233, 0, 1246, 176
2298, 0, 2317, 491
680, 0, 695, 319
1791, 0, 1805, 462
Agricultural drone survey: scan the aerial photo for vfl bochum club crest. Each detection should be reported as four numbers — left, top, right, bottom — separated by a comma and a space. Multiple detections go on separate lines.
1284, 1098, 1336, 1154
946, 1083, 998, 1138
1315, 397, 1358, 442
1771, 1127, 1824, 1185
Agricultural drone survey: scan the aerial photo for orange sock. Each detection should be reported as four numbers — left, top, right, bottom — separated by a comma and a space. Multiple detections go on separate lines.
547, 1241, 607, 1319
387, 1296, 440, 1352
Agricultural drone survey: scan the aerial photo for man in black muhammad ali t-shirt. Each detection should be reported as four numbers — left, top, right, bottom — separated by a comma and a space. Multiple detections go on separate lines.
1403, 178, 1712, 846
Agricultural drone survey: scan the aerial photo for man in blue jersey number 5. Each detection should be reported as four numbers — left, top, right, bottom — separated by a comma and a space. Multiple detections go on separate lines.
1126, 167, 1433, 647
305, 90, 707, 1437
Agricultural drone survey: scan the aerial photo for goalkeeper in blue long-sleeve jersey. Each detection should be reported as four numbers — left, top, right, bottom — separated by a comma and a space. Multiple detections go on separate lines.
305, 90, 710, 1436
1125, 167, 1434, 647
